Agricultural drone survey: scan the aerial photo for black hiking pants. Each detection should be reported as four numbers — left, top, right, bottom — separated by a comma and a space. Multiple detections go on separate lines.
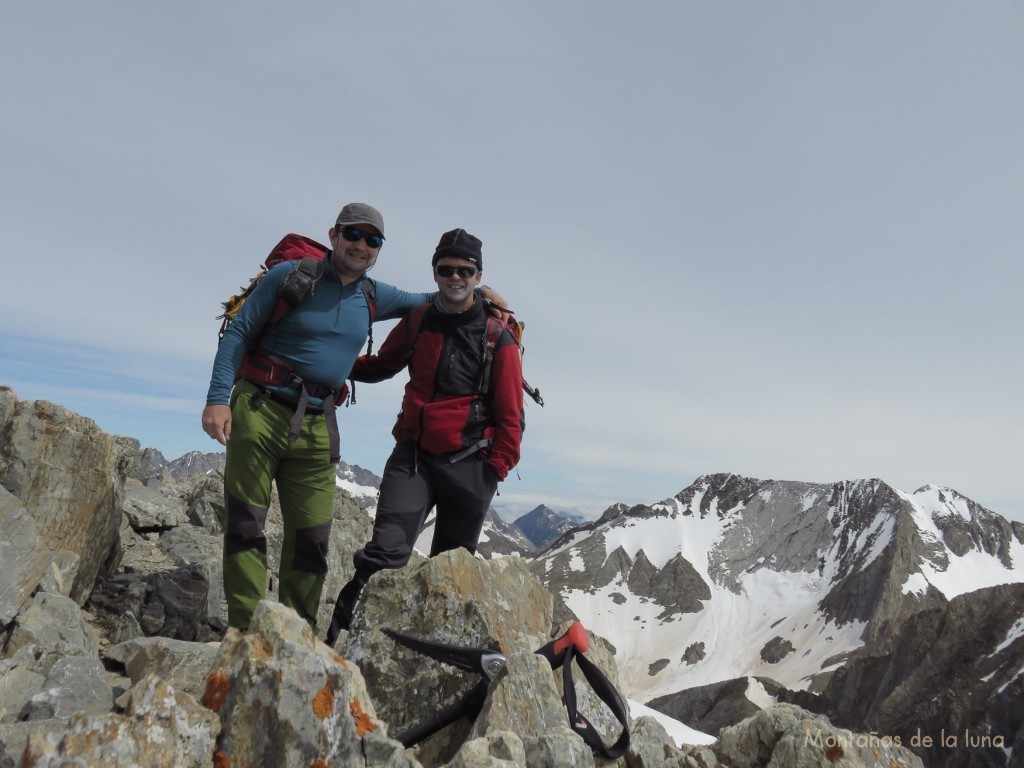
355, 440, 498, 574
327, 440, 498, 644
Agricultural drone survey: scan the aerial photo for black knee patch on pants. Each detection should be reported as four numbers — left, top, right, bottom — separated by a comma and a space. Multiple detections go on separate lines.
292, 520, 332, 573
224, 493, 269, 557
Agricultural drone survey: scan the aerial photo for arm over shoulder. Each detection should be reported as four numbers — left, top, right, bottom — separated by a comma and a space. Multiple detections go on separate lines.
349, 310, 419, 383
371, 280, 434, 322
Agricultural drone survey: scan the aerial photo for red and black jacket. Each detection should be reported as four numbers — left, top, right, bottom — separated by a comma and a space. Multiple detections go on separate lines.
349, 299, 524, 480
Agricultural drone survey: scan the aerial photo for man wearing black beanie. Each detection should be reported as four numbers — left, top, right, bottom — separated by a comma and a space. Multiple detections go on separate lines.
326, 228, 525, 644
431, 227, 483, 269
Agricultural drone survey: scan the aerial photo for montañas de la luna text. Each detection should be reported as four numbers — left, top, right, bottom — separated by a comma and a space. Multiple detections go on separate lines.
804, 728, 1006, 751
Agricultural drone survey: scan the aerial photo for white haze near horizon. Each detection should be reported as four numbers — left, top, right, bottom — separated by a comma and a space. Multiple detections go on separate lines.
2, 3, 1021, 524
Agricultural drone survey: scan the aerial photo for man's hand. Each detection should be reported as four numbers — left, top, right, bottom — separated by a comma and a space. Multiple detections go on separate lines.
479, 285, 511, 321
202, 405, 232, 446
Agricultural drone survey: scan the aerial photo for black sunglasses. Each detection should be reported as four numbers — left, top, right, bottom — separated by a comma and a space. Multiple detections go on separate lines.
435, 264, 479, 278
340, 226, 384, 249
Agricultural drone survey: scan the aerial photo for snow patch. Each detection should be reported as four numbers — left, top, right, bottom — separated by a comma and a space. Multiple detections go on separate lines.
920, 544, 1024, 600
912, 485, 973, 520
800, 490, 821, 512
599, 515, 696, 572
997, 663, 1024, 696
569, 550, 586, 572
994, 617, 1024, 655
853, 513, 896, 572
335, 476, 378, 499
628, 700, 716, 747
901, 572, 930, 596
561, 563, 865, 701
745, 677, 777, 709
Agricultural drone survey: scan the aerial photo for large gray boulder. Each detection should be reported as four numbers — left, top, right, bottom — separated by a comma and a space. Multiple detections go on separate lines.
0, 485, 77, 627
0, 393, 134, 604
23, 674, 220, 768
340, 549, 652, 767
714, 703, 923, 768
204, 600, 415, 768
1, 591, 112, 723
341, 549, 555, 741
105, 635, 220, 702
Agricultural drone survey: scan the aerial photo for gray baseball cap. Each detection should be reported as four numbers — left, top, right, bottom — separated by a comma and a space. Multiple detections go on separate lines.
335, 202, 385, 237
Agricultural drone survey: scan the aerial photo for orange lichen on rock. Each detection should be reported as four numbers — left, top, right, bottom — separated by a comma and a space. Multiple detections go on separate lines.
212, 750, 230, 768
311, 684, 335, 719
311, 760, 330, 768
202, 671, 232, 712
349, 697, 377, 736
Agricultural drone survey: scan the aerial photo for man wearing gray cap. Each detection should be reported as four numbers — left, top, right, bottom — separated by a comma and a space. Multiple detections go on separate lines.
202, 204, 506, 632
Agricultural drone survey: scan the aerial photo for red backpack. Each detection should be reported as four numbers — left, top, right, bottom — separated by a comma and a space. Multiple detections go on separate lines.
217, 233, 378, 352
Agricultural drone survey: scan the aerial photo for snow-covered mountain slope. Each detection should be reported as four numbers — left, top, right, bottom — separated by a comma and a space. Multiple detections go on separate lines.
334, 475, 378, 501
530, 473, 1024, 706
334, 462, 380, 509
900, 484, 1024, 598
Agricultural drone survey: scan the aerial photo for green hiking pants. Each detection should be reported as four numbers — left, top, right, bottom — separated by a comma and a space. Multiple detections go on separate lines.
222, 379, 337, 631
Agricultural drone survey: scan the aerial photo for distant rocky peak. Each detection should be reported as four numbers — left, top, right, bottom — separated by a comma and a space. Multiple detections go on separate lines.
163, 450, 225, 480
513, 505, 573, 549
909, 484, 1020, 567
123, 446, 167, 483
336, 460, 381, 490
674, 473, 789, 523
595, 502, 631, 526
914, 484, 978, 519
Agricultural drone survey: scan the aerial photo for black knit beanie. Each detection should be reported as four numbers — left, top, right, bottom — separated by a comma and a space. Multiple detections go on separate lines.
432, 228, 482, 268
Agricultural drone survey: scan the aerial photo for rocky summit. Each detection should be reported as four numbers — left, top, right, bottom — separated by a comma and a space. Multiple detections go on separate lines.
0, 384, 960, 766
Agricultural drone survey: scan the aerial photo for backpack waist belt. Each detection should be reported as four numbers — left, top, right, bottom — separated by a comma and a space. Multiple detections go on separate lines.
261, 389, 324, 415
238, 350, 343, 464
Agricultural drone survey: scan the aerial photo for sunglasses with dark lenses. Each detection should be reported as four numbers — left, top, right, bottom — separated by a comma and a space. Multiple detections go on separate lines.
435, 264, 479, 278
340, 226, 385, 249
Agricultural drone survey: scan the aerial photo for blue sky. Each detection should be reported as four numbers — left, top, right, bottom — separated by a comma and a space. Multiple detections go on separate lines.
2, 2, 1021, 522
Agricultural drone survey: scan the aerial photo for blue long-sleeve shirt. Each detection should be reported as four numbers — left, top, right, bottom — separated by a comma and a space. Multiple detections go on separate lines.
206, 257, 432, 406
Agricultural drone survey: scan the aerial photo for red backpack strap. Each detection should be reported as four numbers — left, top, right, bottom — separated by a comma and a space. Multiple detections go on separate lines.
476, 313, 522, 395
475, 315, 501, 395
